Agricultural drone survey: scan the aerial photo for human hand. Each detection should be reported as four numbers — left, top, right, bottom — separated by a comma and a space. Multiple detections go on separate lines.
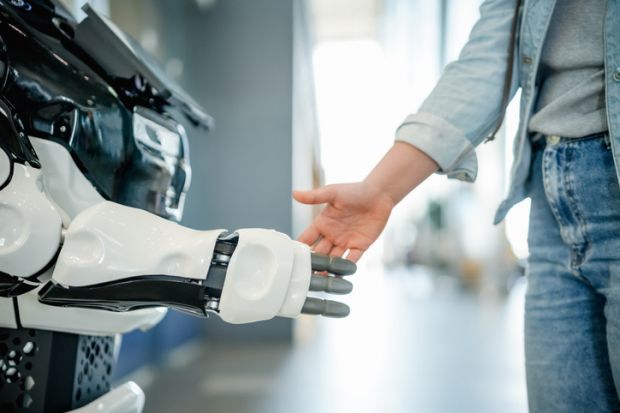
293, 181, 395, 262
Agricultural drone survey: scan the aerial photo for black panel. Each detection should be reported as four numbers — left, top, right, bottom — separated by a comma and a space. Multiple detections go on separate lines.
38, 276, 212, 317
0, 98, 41, 178
0, 272, 38, 297
0, 0, 211, 221
0, 328, 114, 413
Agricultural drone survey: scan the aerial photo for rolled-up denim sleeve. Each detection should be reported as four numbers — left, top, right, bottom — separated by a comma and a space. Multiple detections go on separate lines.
395, 0, 520, 182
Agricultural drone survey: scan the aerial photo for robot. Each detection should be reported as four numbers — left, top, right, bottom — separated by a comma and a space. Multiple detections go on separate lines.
0, 1, 356, 412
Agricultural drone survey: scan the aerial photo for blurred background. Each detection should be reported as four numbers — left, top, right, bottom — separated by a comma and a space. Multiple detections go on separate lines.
62, 0, 530, 412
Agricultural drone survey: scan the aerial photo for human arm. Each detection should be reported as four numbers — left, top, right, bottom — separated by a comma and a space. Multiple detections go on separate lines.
397, 0, 521, 181
294, 0, 521, 261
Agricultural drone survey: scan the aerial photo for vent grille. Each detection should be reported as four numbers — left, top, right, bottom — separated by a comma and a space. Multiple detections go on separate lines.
0, 328, 115, 413
73, 335, 115, 405
0, 329, 39, 413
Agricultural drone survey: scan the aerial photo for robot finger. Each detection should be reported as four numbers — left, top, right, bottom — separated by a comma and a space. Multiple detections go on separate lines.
301, 297, 350, 318
309, 274, 353, 295
311, 253, 357, 276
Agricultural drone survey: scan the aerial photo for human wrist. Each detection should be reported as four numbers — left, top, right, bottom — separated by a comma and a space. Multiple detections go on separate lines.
364, 142, 438, 206
362, 175, 399, 208
360, 178, 397, 210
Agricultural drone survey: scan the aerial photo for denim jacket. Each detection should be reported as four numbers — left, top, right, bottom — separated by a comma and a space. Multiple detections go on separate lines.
395, 0, 620, 224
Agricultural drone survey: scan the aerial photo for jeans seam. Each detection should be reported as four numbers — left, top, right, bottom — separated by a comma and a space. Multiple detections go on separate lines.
564, 144, 591, 273
541, 144, 591, 284
542, 147, 567, 233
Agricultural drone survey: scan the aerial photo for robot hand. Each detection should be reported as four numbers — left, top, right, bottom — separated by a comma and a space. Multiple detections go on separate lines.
37, 202, 356, 324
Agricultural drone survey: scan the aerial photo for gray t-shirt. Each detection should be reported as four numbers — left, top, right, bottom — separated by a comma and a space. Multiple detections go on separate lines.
528, 0, 608, 138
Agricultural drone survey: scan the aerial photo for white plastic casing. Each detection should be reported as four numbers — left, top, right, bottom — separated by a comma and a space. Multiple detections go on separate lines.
30, 137, 103, 221
1, 137, 314, 332
0, 147, 10, 188
218, 229, 312, 324
53, 201, 224, 287
0, 163, 62, 278
0, 137, 171, 336
0, 296, 17, 329
278, 241, 312, 318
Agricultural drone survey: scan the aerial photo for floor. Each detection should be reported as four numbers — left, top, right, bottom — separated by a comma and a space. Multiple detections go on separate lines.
135, 264, 528, 413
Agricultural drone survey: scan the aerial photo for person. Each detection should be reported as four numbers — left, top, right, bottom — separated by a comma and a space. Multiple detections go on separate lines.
293, 0, 620, 411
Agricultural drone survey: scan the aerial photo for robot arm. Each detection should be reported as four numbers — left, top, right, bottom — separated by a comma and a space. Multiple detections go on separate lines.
1, 148, 355, 324
35, 201, 355, 323
0, 1, 356, 327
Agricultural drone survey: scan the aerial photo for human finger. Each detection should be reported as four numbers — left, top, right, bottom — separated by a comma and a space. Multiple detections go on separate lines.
297, 225, 321, 246
313, 237, 333, 255
292, 186, 336, 205
329, 245, 346, 258
346, 248, 364, 263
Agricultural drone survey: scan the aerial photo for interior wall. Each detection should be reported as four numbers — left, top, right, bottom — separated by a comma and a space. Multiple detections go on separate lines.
180, 0, 294, 235
292, 0, 321, 238
178, 0, 296, 340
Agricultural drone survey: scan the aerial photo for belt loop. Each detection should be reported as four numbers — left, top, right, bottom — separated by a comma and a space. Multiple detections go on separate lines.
547, 135, 561, 145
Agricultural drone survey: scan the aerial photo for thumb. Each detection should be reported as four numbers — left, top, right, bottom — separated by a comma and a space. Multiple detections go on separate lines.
293, 185, 336, 205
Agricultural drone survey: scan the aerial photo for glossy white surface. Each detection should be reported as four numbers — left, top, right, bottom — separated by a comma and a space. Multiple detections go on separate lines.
0, 164, 62, 277
278, 241, 312, 318
69, 381, 145, 413
0, 147, 10, 187
219, 228, 296, 324
53, 201, 223, 287
0, 297, 17, 329
30, 137, 103, 221
14, 286, 167, 336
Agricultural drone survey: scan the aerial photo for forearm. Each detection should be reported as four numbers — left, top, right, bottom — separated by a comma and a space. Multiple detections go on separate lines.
393, 0, 518, 183
39, 201, 355, 323
364, 141, 438, 205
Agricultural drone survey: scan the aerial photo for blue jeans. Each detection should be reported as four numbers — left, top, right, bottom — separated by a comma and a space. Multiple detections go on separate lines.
526, 133, 620, 412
